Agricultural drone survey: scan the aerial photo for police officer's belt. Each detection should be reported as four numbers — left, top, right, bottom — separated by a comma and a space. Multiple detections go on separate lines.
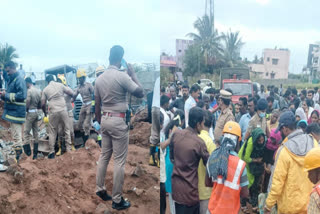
103, 112, 125, 118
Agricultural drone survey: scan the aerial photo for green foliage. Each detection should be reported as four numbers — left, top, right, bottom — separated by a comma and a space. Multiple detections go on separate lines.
160, 67, 174, 87
0, 43, 19, 67
221, 30, 245, 67
183, 44, 207, 77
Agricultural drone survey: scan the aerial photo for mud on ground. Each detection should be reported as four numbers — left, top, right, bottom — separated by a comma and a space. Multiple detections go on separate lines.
0, 140, 159, 214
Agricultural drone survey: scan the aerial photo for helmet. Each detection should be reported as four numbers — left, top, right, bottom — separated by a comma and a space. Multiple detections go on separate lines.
222, 121, 242, 141
304, 147, 320, 171
76, 68, 86, 78
57, 74, 66, 85
96, 66, 105, 76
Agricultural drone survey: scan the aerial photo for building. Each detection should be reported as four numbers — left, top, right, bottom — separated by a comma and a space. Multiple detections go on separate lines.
176, 39, 194, 70
306, 44, 320, 82
249, 48, 290, 79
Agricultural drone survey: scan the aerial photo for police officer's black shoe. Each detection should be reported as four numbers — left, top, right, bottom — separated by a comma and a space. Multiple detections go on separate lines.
48, 152, 55, 159
112, 197, 131, 210
96, 190, 112, 201
33, 143, 38, 160
23, 144, 32, 156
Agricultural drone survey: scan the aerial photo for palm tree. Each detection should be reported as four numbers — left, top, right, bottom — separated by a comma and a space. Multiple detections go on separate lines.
0, 43, 19, 67
187, 14, 223, 64
222, 30, 245, 67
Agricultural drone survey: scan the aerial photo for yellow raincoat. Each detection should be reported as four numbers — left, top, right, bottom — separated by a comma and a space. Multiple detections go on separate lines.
266, 129, 318, 213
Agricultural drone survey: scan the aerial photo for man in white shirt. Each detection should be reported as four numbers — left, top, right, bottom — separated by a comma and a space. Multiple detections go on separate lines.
185, 84, 201, 127
18, 64, 26, 79
313, 87, 319, 104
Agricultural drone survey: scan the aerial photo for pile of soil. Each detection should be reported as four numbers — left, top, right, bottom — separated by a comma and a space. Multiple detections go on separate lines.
0, 140, 159, 214
129, 122, 152, 148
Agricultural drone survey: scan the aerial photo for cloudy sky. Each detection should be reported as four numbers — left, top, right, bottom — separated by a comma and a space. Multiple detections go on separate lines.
160, 0, 320, 74
0, 0, 160, 75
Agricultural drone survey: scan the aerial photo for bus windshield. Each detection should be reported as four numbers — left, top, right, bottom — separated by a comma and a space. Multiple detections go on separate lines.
223, 83, 252, 96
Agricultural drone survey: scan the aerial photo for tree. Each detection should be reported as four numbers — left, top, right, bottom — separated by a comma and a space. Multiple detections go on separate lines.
253, 55, 259, 64
187, 14, 224, 63
0, 43, 19, 67
222, 30, 245, 67
183, 44, 207, 76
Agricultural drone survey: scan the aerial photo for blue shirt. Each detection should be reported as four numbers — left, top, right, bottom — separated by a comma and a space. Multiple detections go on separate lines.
239, 113, 252, 140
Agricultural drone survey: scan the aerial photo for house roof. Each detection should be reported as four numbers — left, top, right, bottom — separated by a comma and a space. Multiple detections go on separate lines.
160, 60, 177, 67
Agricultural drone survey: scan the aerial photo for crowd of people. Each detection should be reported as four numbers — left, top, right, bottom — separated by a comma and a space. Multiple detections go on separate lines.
0, 46, 144, 211
159, 81, 320, 214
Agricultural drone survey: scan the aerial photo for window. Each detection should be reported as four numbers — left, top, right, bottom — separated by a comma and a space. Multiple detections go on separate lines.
314, 57, 319, 64
266, 72, 269, 76
178, 49, 182, 53
267, 57, 270, 62
271, 73, 275, 79
223, 83, 252, 96
272, 58, 279, 65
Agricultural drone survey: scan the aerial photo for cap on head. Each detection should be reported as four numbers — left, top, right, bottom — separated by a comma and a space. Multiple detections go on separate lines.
76, 68, 86, 78
96, 66, 105, 75
276, 111, 296, 133
57, 74, 67, 85
304, 147, 320, 171
223, 121, 242, 141
257, 98, 268, 111
219, 89, 232, 100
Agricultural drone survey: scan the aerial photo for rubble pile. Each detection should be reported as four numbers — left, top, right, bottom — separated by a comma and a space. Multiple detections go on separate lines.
0, 140, 159, 213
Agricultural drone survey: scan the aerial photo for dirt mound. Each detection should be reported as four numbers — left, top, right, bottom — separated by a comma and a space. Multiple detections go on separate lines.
0, 140, 159, 214
129, 122, 152, 148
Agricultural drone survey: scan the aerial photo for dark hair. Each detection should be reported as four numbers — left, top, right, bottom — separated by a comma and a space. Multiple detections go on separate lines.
269, 91, 275, 97
109, 45, 124, 65
164, 109, 185, 138
190, 84, 201, 94
197, 101, 205, 109
274, 87, 279, 94
293, 98, 301, 109
298, 121, 308, 130
197, 80, 201, 84
188, 107, 204, 128
182, 84, 189, 89
311, 110, 320, 119
248, 97, 257, 106
205, 88, 215, 94
284, 91, 291, 98
306, 99, 313, 108
160, 112, 164, 126
308, 90, 315, 95
46, 75, 54, 83
161, 87, 165, 93
285, 122, 297, 131
301, 89, 307, 96
220, 97, 231, 106
204, 110, 213, 128
306, 123, 320, 135
315, 87, 319, 92
239, 97, 248, 106
267, 96, 274, 103
4, 61, 16, 69
292, 88, 298, 96
25, 77, 33, 84
160, 95, 170, 107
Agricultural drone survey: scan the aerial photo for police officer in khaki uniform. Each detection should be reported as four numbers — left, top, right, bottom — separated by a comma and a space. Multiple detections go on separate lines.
73, 69, 94, 146
95, 45, 144, 210
56, 75, 76, 156
244, 98, 269, 141
41, 75, 74, 159
23, 77, 41, 159
213, 90, 235, 144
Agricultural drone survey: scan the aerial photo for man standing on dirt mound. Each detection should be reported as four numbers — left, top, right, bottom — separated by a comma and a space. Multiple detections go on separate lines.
1, 61, 27, 162
41, 75, 74, 159
73, 68, 94, 147
95, 45, 144, 210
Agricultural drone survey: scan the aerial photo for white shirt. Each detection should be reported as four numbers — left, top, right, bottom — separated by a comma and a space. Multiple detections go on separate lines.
160, 107, 170, 135
313, 92, 319, 104
152, 77, 160, 108
184, 96, 197, 127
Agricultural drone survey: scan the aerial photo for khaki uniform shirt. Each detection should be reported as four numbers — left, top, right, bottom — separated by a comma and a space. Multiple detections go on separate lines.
95, 65, 138, 113
27, 86, 41, 110
213, 107, 235, 142
247, 113, 267, 135
42, 81, 73, 113
75, 82, 94, 104
64, 92, 73, 112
